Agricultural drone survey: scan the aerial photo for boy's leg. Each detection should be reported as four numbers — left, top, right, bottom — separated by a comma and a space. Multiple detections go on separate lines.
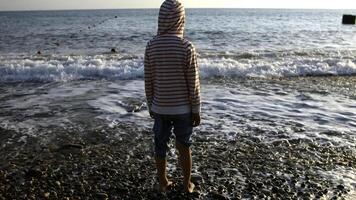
176, 142, 195, 193
155, 157, 173, 192
173, 113, 195, 193
153, 114, 173, 191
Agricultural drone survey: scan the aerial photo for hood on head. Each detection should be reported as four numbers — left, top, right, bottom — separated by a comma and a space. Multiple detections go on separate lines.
157, 0, 185, 37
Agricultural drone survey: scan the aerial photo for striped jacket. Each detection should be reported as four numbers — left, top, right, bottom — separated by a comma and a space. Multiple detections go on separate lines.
144, 0, 201, 115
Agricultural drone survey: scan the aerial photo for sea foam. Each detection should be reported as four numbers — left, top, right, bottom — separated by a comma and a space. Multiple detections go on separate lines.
0, 50, 355, 83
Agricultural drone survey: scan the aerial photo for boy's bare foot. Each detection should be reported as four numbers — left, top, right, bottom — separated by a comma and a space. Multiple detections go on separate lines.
157, 181, 174, 192
184, 182, 195, 193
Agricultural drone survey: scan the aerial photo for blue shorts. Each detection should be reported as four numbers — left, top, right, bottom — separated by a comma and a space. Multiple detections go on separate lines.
153, 113, 193, 159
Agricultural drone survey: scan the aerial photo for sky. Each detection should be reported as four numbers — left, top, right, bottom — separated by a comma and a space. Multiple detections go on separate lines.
0, 0, 356, 11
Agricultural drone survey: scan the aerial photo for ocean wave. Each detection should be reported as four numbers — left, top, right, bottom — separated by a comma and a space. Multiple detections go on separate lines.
0, 54, 143, 82
199, 57, 356, 78
0, 51, 356, 83
199, 49, 356, 60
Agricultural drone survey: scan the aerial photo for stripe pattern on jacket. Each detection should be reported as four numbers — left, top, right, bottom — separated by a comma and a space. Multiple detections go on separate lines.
145, 0, 201, 115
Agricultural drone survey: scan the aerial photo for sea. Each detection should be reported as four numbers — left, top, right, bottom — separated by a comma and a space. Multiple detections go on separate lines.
0, 9, 355, 198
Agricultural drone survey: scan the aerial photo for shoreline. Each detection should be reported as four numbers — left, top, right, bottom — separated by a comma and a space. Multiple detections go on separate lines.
0, 76, 355, 199
1, 121, 355, 199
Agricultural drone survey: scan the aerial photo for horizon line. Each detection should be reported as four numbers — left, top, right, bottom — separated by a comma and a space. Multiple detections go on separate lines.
1, 7, 356, 12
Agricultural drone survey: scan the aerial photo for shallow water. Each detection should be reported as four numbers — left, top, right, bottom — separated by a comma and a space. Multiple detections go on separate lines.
1, 77, 355, 144
0, 77, 355, 198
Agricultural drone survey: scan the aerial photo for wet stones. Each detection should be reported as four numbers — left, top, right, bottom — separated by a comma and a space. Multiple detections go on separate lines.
122, 97, 144, 113
292, 126, 305, 133
57, 143, 84, 155
272, 139, 291, 147
336, 184, 345, 191
191, 173, 204, 184
55, 181, 61, 188
25, 168, 43, 178
209, 192, 229, 200
1, 122, 355, 199
60, 143, 83, 150
94, 192, 108, 200
43, 192, 50, 198
0, 170, 5, 181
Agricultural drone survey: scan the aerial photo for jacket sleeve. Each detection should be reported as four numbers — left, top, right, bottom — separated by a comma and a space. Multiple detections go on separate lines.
186, 44, 201, 114
144, 42, 154, 111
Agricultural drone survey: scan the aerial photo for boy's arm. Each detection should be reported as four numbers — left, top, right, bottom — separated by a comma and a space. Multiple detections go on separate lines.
186, 44, 201, 114
144, 43, 154, 114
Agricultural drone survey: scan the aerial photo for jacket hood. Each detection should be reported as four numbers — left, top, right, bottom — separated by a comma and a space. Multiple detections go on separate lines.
157, 0, 185, 37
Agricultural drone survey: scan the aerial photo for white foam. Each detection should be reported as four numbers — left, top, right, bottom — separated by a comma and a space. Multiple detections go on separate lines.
87, 81, 152, 129
1, 79, 355, 148
0, 51, 356, 82
84, 80, 356, 146
317, 166, 356, 200
199, 57, 356, 78
0, 54, 144, 82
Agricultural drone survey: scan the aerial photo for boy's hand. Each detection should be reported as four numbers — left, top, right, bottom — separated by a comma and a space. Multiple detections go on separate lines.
192, 113, 201, 127
149, 110, 154, 119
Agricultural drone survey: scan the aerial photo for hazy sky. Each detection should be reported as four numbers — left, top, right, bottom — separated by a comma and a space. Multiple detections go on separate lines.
0, 0, 356, 11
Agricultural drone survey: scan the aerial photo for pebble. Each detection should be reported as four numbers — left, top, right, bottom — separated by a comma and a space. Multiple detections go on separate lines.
43, 192, 50, 198
209, 192, 230, 200
51, 191, 58, 198
336, 184, 345, 191
95, 192, 108, 200
0, 170, 4, 180
191, 174, 204, 184
271, 186, 279, 194
1, 122, 354, 199
55, 181, 61, 187
25, 169, 42, 178
61, 143, 83, 149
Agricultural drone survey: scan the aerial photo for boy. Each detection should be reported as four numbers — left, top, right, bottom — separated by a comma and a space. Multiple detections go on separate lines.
144, 0, 201, 193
